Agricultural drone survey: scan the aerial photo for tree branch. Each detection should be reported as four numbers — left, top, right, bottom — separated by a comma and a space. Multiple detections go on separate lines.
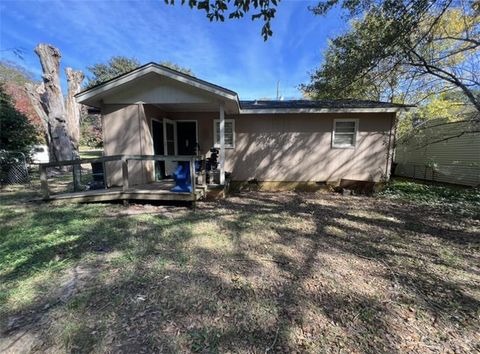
407, 48, 480, 111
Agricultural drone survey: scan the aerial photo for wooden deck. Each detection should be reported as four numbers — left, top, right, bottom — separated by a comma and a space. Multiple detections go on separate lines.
42, 180, 205, 203
37, 154, 209, 204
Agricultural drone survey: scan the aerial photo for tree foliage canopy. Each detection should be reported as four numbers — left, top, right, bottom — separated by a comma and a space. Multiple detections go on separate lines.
85, 56, 195, 88
85, 57, 141, 89
0, 61, 45, 142
0, 60, 37, 86
80, 114, 102, 148
302, 1, 480, 113
160, 61, 195, 76
0, 84, 39, 155
164, 0, 279, 40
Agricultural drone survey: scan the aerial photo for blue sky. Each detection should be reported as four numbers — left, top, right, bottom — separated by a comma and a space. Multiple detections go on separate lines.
0, 0, 347, 99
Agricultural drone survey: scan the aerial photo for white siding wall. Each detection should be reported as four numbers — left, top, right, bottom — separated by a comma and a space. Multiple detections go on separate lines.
395, 119, 480, 186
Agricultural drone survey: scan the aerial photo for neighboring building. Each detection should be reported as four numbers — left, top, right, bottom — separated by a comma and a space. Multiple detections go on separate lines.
395, 119, 480, 187
76, 63, 410, 189
30, 144, 49, 164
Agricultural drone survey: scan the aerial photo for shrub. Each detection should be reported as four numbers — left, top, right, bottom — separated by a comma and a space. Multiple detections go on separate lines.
80, 114, 102, 148
0, 84, 38, 157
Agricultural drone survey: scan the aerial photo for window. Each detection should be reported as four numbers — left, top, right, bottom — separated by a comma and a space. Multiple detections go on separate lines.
332, 119, 358, 148
214, 119, 235, 148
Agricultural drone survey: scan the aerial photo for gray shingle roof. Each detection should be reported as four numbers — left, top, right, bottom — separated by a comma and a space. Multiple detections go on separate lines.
240, 99, 411, 110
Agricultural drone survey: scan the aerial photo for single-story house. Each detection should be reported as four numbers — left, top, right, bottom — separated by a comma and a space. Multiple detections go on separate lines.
76, 62, 410, 190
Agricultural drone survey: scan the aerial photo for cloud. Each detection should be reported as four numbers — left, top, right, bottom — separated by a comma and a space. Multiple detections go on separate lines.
1, 0, 344, 98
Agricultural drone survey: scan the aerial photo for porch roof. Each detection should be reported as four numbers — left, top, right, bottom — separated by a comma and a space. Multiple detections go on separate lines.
75, 62, 240, 113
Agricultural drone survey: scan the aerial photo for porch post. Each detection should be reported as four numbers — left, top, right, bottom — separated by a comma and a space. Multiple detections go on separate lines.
219, 102, 225, 185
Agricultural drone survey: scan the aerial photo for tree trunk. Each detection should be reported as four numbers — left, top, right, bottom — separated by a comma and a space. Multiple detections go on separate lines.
34, 43, 74, 161
24, 82, 51, 149
65, 67, 84, 151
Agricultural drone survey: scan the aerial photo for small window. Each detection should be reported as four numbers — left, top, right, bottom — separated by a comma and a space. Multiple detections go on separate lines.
214, 119, 235, 148
332, 119, 358, 148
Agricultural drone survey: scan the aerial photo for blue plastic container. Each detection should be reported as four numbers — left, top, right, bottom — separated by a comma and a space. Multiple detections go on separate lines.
171, 161, 192, 193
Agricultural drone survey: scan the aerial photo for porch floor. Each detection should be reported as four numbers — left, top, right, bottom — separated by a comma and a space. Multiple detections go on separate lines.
41, 180, 205, 203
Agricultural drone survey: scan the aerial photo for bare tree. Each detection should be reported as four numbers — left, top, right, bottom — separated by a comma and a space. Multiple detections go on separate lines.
24, 82, 50, 146
25, 44, 75, 161
65, 67, 84, 150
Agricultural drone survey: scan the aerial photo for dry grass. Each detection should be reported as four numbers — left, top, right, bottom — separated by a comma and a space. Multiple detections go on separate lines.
0, 182, 479, 353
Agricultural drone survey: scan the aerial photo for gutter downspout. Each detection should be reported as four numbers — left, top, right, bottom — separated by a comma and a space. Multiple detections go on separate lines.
385, 114, 395, 180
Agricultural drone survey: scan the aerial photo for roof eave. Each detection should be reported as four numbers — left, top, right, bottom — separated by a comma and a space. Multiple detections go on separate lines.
75, 63, 239, 107
239, 107, 413, 114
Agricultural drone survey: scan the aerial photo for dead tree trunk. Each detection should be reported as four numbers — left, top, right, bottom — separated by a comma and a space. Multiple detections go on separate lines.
34, 43, 74, 161
25, 82, 51, 148
65, 67, 84, 151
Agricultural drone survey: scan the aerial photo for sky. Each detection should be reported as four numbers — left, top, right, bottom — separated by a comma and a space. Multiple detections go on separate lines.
0, 0, 348, 99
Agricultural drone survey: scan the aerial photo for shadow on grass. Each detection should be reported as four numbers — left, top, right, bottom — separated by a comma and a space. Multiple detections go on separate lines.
1, 189, 479, 352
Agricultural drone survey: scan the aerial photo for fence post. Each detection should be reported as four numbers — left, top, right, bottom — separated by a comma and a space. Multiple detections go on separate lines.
73, 163, 81, 191
202, 156, 207, 188
102, 159, 107, 189
40, 165, 49, 199
190, 157, 196, 192
190, 157, 196, 210
122, 158, 129, 191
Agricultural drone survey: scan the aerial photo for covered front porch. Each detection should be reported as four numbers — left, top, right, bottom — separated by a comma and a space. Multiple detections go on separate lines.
141, 102, 231, 187
98, 102, 231, 190
76, 63, 241, 190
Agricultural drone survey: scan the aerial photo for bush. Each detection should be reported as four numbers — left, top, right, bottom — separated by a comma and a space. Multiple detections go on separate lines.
80, 114, 102, 148
0, 84, 38, 157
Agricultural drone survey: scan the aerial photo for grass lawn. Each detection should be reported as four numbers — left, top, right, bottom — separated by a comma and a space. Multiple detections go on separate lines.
78, 146, 103, 159
0, 179, 479, 353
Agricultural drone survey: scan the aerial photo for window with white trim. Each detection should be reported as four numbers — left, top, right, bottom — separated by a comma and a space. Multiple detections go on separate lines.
332, 119, 358, 148
214, 119, 235, 148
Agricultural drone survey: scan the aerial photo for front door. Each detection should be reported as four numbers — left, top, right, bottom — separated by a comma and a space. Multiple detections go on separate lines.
176, 121, 197, 155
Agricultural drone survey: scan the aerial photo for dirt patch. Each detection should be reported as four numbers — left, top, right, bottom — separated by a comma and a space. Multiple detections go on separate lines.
1, 264, 99, 353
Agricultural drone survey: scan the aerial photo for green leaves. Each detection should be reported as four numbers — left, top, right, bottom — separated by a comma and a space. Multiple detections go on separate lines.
85, 56, 140, 89
303, 1, 480, 112
0, 84, 38, 156
165, 0, 279, 40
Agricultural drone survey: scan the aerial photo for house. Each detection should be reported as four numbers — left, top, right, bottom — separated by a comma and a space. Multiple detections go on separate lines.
75, 62, 410, 192
395, 118, 480, 186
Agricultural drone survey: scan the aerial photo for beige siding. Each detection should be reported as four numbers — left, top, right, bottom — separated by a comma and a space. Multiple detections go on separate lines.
102, 104, 152, 187
95, 73, 239, 114
227, 113, 393, 182
163, 111, 394, 182
102, 74, 213, 105
395, 120, 480, 186
103, 106, 395, 184
139, 104, 155, 183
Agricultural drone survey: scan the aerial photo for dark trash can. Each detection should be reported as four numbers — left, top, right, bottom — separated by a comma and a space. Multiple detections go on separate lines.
89, 162, 105, 189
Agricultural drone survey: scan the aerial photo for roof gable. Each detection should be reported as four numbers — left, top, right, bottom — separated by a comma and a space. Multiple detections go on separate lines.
76, 63, 239, 110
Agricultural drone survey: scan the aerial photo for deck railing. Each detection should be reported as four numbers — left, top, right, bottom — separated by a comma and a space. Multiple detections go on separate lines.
38, 154, 207, 200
